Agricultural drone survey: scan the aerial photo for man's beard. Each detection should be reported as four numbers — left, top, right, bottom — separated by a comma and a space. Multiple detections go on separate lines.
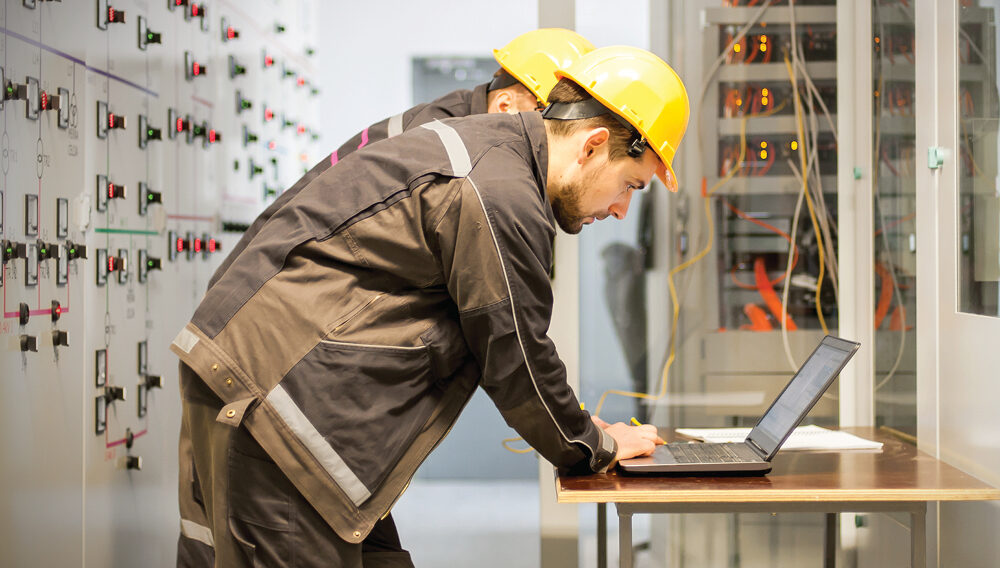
549, 172, 596, 235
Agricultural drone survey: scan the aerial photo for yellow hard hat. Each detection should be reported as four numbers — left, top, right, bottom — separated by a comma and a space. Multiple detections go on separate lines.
552, 46, 690, 191
493, 28, 596, 105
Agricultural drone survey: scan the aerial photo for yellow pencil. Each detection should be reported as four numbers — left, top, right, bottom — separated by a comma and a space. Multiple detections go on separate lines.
630, 417, 666, 445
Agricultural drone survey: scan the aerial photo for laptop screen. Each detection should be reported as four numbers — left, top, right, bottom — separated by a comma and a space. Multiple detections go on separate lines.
747, 336, 859, 460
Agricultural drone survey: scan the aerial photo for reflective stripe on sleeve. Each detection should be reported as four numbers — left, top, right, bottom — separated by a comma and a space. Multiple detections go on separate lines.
266, 385, 372, 506
180, 518, 215, 547
172, 328, 200, 354
420, 120, 471, 177
387, 112, 404, 138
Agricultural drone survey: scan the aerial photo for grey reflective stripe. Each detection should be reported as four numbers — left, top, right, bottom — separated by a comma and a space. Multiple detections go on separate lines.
172, 328, 199, 354
598, 427, 615, 454
420, 120, 472, 177
180, 518, 214, 547
387, 112, 404, 138
465, 178, 597, 460
266, 385, 372, 506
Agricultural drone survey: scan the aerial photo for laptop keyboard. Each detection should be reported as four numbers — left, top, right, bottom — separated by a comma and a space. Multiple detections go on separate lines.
668, 442, 756, 464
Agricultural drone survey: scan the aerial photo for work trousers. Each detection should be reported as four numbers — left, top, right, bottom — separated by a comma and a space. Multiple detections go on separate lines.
176, 362, 415, 568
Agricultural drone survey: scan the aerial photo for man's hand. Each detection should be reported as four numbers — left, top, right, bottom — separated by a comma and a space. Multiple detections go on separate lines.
591, 416, 661, 465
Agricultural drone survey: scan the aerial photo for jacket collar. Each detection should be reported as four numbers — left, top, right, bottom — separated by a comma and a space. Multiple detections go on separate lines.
470, 83, 489, 115
520, 111, 554, 229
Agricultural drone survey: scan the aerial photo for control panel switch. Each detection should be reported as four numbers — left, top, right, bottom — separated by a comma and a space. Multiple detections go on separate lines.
20, 335, 38, 353
104, 385, 126, 402
52, 330, 69, 347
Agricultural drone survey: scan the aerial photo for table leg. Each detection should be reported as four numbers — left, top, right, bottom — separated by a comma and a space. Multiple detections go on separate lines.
824, 513, 837, 568
618, 508, 633, 568
911, 504, 926, 568
598, 503, 607, 568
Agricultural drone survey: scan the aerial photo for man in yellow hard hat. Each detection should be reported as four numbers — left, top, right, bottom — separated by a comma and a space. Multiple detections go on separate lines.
210, 28, 595, 289
174, 45, 689, 567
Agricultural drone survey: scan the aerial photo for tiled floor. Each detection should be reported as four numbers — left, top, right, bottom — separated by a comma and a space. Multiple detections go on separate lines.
391, 479, 655, 568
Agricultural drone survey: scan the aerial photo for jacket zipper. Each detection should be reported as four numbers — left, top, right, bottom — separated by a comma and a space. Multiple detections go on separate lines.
331, 293, 384, 334
319, 339, 426, 351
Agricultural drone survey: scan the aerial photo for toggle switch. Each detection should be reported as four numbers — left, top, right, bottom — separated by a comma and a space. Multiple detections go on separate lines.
281, 64, 295, 79
242, 125, 258, 147
143, 374, 163, 389
138, 249, 161, 283
229, 55, 247, 78
138, 183, 162, 216
221, 18, 240, 41
192, 122, 221, 147
51, 300, 62, 322
96, 101, 125, 139
125, 455, 142, 470
263, 185, 279, 200
18, 302, 30, 326
20, 335, 38, 353
3, 240, 27, 265
65, 241, 87, 261
202, 234, 221, 259
262, 51, 276, 69
104, 385, 126, 402
97, 174, 126, 212
168, 108, 189, 140
138, 16, 162, 50
248, 158, 264, 180
138, 115, 162, 149
235, 90, 252, 114
169, 0, 189, 10
263, 105, 275, 122
274, 22, 286, 34
39, 88, 61, 116
37, 239, 57, 262
184, 52, 207, 81
106, 6, 126, 25
52, 330, 69, 347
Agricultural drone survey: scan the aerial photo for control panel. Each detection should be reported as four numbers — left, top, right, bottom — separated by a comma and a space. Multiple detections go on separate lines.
0, 1, 321, 566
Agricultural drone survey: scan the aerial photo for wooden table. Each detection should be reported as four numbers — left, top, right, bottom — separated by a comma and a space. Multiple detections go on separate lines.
555, 427, 1000, 568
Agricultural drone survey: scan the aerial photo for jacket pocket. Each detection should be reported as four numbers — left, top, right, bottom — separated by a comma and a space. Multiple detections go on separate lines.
419, 316, 470, 380
228, 436, 292, 567
279, 338, 442, 495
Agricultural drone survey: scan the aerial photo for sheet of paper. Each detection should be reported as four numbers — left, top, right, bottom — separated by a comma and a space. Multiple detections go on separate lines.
674, 424, 884, 451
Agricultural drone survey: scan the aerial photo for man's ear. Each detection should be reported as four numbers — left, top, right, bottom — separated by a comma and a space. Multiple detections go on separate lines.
580, 127, 611, 164
489, 91, 515, 114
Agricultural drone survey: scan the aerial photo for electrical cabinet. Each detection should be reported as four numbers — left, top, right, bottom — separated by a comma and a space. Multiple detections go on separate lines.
0, 1, 321, 565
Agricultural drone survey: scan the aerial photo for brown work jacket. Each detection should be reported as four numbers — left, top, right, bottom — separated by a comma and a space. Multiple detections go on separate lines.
210, 84, 490, 289
172, 111, 616, 544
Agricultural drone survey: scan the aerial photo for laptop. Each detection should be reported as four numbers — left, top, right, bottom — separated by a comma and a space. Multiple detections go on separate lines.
618, 335, 860, 475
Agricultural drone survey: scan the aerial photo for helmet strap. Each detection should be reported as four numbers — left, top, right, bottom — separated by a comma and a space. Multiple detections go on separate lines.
541, 99, 648, 158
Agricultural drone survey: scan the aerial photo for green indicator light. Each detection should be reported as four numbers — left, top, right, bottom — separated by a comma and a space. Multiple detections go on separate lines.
148, 129, 154, 136
148, 261, 153, 267
70, 249, 76, 254
147, 32, 154, 40
40, 248, 47, 255
148, 194, 153, 200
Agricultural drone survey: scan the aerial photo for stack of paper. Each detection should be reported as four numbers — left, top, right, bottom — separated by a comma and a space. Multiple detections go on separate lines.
674, 425, 883, 451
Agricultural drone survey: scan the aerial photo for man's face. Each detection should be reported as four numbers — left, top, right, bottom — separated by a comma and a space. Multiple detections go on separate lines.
548, 131, 661, 234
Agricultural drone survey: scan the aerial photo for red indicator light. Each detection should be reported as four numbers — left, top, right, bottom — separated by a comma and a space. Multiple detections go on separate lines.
264, 108, 274, 121
208, 129, 217, 143
268, 140, 277, 150
227, 27, 236, 39
108, 257, 115, 272
193, 238, 202, 253
108, 183, 114, 198
176, 238, 184, 252
109, 114, 115, 128
192, 62, 201, 76
297, 124, 306, 135
191, 4, 200, 16
297, 77, 305, 87
176, 118, 184, 132
264, 55, 274, 67
208, 239, 217, 253
108, 8, 115, 20
40, 91, 48, 110
55, 306, 62, 315
299, 153, 308, 162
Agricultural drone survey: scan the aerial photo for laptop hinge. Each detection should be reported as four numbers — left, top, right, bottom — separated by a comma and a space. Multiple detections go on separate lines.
747, 438, 768, 459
